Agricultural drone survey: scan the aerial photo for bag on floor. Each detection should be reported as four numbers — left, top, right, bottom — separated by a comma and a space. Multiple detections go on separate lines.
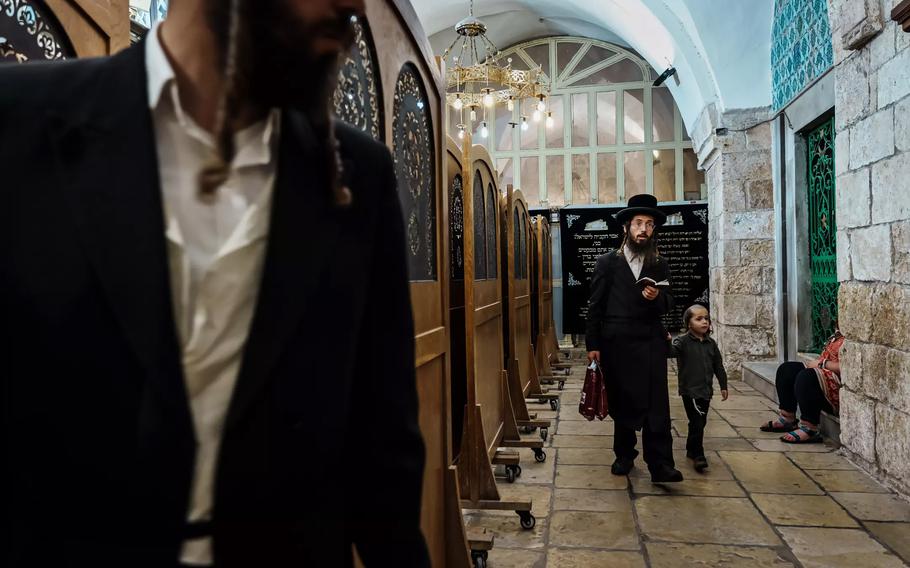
579, 361, 608, 421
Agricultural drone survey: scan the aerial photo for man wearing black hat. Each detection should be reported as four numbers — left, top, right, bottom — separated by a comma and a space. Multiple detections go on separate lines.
585, 194, 683, 483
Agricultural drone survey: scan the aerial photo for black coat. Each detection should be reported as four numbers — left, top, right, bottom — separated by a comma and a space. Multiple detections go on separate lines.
0, 45, 429, 567
584, 251, 674, 430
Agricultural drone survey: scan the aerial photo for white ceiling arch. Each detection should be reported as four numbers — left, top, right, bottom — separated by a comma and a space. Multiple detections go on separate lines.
413, 0, 774, 134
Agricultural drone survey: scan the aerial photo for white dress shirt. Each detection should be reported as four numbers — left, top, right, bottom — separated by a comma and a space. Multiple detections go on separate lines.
623, 245, 644, 280
146, 25, 280, 566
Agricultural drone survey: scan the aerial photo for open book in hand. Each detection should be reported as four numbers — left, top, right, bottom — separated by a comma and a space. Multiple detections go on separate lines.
636, 277, 670, 289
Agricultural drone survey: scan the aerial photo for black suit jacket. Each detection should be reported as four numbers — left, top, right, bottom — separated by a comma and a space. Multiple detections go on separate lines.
0, 45, 429, 567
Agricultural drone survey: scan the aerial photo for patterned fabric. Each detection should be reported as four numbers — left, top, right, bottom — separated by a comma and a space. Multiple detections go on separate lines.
813, 332, 845, 413
771, 0, 834, 110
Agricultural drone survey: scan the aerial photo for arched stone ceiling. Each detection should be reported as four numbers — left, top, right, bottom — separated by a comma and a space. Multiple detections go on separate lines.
415, 0, 774, 134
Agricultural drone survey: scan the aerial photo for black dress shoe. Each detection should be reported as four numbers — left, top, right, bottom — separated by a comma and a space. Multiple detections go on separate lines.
693, 456, 709, 472
611, 457, 634, 476
650, 465, 684, 483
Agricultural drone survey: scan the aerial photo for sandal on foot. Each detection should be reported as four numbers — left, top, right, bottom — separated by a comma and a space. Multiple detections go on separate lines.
760, 416, 798, 432
780, 425, 823, 444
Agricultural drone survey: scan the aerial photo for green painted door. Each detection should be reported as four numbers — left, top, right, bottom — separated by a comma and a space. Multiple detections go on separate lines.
807, 116, 838, 352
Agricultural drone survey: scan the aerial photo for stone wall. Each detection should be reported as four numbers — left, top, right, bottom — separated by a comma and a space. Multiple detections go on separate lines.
829, 0, 910, 496
692, 106, 777, 379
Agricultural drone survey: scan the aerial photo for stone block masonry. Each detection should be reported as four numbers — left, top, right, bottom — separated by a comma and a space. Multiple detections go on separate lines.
693, 107, 776, 380
830, 0, 910, 496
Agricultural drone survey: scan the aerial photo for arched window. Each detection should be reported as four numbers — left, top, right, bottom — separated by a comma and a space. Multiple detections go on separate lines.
485, 183, 498, 279
473, 173, 487, 280
519, 212, 528, 280
449, 174, 465, 281
449, 37, 705, 207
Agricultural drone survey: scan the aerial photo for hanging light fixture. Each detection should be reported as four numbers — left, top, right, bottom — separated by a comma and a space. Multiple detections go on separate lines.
439, 0, 549, 117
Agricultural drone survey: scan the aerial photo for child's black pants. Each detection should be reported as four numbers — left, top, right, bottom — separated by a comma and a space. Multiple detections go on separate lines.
681, 395, 711, 458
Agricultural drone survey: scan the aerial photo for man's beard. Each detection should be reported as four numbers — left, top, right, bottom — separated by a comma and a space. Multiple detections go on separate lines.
627, 234, 652, 254
208, 1, 354, 115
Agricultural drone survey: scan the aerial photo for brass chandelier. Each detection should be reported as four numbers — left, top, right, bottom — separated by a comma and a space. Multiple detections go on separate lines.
439, 0, 552, 140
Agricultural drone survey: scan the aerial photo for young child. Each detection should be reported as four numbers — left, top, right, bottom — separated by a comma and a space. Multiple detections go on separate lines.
668, 305, 728, 472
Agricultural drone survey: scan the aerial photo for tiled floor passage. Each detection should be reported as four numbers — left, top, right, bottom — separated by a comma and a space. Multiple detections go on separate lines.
464, 354, 910, 567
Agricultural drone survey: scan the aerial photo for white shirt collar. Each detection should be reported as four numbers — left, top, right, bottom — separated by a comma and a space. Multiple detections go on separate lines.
145, 22, 280, 168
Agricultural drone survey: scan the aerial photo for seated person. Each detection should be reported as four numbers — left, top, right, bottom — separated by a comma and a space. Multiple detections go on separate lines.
759, 329, 845, 444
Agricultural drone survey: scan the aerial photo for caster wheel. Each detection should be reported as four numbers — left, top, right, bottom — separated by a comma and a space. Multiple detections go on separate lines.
518, 512, 536, 530
506, 465, 517, 483
533, 449, 547, 463
515, 465, 522, 478
471, 550, 488, 568
549, 399, 559, 411
558, 381, 565, 390
540, 428, 549, 441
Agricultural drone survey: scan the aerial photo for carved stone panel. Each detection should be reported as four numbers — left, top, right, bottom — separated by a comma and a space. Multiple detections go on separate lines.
333, 16, 383, 140
392, 63, 436, 281
0, 0, 73, 63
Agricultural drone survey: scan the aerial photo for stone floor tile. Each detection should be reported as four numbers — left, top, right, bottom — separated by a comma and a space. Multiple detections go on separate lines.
556, 420, 613, 436
751, 494, 858, 527
555, 465, 629, 490
627, 450, 733, 480
780, 527, 906, 567
673, 418, 740, 438
715, 396, 781, 411
485, 547, 545, 567
831, 492, 910, 521
715, 408, 781, 427
635, 496, 781, 545
630, 477, 746, 497
546, 548, 645, 567
547, 510, 639, 550
551, 435, 614, 448
474, 484, 552, 518
805, 469, 890, 493
557, 409, 590, 421
508, 448, 556, 484
748, 438, 836, 452
556, 447, 613, 465
674, 437, 756, 451
553, 488, 632, 513
864, 522, 910, 563
719, 451, 823, 494
646, 542, 796, 567
463, 513, 548, 549
786, 451, 859, 470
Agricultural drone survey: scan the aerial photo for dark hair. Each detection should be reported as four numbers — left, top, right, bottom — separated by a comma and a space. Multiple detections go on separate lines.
683, 304, 711, 333
199, 0, 351, 207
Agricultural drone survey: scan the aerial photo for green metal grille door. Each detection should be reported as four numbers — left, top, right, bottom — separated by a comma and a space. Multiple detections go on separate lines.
807, 117, 838, 352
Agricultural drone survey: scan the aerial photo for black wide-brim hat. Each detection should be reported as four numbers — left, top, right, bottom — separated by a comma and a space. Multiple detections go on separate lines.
616, 194, 667, 226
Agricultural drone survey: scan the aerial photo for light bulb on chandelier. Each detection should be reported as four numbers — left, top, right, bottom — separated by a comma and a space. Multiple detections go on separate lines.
470, 108, 477, 122
483, 90, 495, 108
480, 121, 489, 138
521, 116, 529, 131
457, 125, 465, 140
537, 95, 546, 113
453, 95, 464, 110
532, 109, 541, 122
545, 112, 554, 129
507, 97, 514, 112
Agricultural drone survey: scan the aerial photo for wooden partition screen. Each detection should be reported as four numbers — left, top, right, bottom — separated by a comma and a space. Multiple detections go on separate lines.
501, 187, 552, 436
1, 0, 128, 63
534, 216, 567, 380
357, 1, 470, 565
446, 135, 537, 528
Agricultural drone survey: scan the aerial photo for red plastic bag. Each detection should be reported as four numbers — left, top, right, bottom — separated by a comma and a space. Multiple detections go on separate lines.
578, 362, 608, 421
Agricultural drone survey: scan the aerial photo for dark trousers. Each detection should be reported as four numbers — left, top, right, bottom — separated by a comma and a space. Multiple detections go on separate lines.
613, 420, 674, 472
681, 396, 711, 458
776, 361, 833, 425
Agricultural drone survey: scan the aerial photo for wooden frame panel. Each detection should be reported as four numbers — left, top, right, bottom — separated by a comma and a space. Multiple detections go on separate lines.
47, 0, 130, 56
367, 2, 469, 565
